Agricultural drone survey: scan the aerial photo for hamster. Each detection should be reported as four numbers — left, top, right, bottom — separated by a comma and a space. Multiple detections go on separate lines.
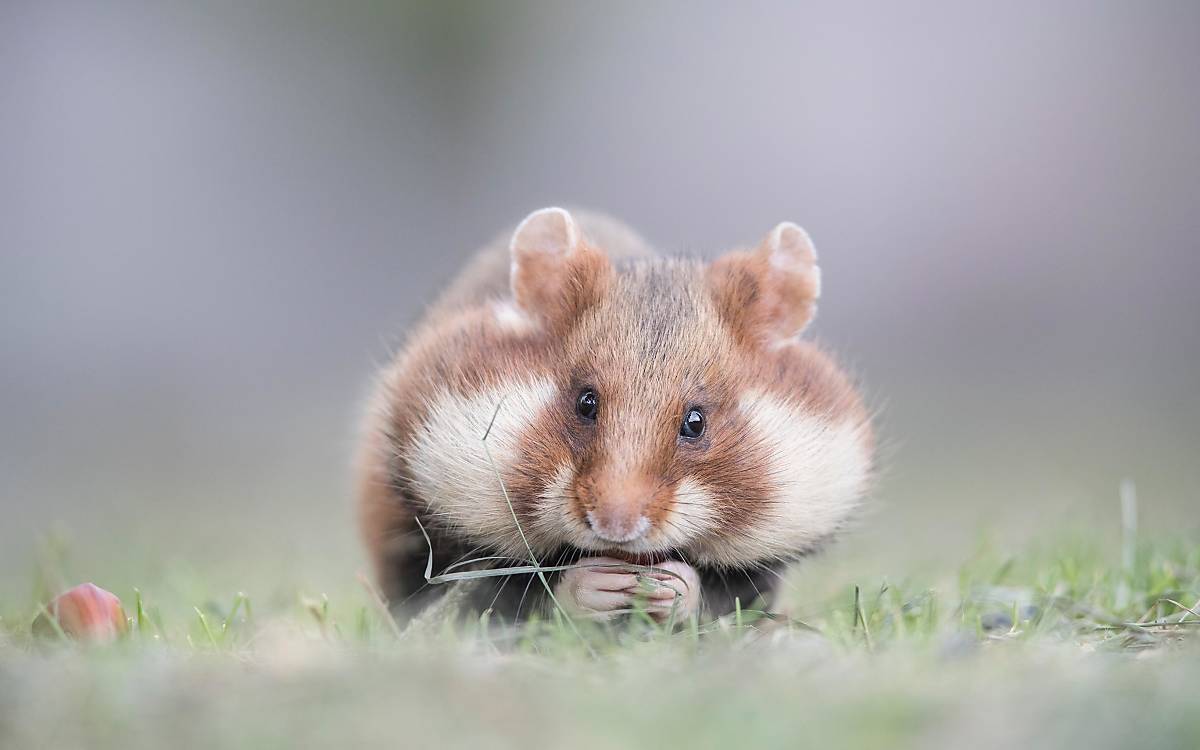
356, 207, 873, 624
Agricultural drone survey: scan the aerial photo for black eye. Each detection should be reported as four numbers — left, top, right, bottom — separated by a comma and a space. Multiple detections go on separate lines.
680, 408, 705, 439
576, 390, 599, 421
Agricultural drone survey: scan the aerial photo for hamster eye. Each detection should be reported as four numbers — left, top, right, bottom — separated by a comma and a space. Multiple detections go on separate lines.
680, 408, 705, 439
576, 390, 599, 421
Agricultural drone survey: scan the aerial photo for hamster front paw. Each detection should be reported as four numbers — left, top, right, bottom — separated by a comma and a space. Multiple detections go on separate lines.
637, 559, 701, 623
554, 557, 701, 623
555, 557, 640, 620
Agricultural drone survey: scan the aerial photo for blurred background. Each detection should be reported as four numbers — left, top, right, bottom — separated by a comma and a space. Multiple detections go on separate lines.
2, 1, 1198, 602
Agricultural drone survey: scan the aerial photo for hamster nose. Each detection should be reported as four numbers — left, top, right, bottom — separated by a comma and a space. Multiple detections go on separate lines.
586, 508, 650, 544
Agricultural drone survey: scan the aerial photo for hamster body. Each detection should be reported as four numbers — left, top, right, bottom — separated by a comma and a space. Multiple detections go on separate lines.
357, 208, 873, 623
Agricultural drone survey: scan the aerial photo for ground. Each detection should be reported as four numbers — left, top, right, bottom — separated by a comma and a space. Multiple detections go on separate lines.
1, 530, 1197, 750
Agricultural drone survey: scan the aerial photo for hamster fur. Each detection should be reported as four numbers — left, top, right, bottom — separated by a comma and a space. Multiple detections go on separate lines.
356, 208, 873, 624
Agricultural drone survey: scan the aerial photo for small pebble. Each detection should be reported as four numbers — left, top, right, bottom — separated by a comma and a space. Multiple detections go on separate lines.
980, 612, 1014, 632
32, 583, 127, 642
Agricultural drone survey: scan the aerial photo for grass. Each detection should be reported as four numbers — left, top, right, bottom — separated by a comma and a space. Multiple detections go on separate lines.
0, 527, 1198, 749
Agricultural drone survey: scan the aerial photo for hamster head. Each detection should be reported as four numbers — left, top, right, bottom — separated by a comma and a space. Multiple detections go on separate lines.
405, 207, 872, 569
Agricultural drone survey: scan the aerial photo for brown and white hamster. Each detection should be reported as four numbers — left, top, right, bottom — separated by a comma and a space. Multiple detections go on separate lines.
356, 208, 873, 623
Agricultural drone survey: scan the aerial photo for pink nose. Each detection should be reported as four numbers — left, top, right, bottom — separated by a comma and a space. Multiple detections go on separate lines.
586, 509, 650, 543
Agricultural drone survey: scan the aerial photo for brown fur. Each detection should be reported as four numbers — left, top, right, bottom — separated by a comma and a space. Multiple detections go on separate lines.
356, 209, 872, 619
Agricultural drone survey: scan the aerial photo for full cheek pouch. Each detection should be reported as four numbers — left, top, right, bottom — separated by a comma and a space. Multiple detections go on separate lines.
691, 409, 774, 541
503, 407, 577, 529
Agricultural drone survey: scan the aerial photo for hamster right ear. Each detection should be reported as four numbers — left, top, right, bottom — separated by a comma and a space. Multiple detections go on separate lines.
509, 207, 612, 326
708, 222, 822, 346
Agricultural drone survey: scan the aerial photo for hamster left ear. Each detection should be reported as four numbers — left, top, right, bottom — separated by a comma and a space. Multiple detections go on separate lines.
708, 222, 822, 345
509, 207, 612, 328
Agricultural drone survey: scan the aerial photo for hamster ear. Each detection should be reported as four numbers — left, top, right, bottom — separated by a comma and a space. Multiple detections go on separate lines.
708, 222, 821, 345
509, 207, 612, 326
